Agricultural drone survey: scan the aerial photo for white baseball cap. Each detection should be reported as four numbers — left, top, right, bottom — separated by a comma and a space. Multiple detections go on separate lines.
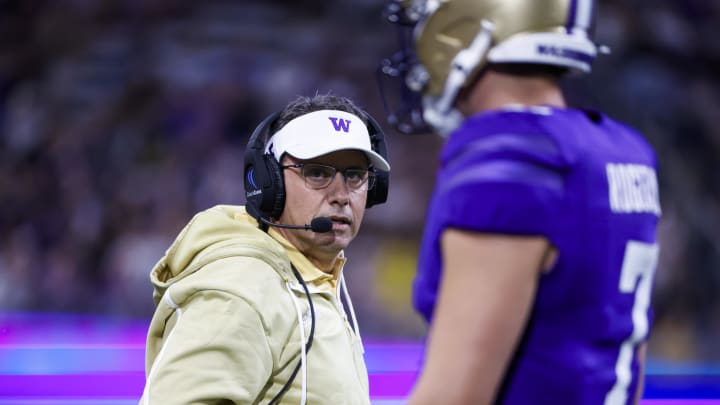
265, 109, 390, 171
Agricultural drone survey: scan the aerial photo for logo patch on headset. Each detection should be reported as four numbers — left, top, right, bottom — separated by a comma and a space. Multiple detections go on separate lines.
247, 169, 258, 190
328, 117, 351, 132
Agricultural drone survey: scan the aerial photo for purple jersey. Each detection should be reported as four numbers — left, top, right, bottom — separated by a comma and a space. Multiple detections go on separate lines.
414, 107, 661, 405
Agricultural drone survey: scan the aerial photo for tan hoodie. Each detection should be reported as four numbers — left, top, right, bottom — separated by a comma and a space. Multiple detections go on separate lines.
139, 205, 369, 405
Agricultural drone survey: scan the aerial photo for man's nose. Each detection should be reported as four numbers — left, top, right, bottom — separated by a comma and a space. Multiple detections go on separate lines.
327, 173, 351, 203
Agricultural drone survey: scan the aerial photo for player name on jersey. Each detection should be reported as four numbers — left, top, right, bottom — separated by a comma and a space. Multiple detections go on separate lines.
606, 163, 661, 215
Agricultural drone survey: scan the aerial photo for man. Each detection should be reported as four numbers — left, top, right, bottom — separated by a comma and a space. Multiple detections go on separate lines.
379, 1, 661, 404
139, 94, 391, 404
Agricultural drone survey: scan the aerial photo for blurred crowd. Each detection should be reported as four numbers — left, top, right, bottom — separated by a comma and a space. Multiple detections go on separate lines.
0, 0, 718, 362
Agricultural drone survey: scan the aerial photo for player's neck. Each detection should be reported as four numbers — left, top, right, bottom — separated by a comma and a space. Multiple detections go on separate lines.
458, 69, 566, 115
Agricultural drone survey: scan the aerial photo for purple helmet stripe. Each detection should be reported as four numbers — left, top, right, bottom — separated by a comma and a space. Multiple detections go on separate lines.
567, 0, 594, 33
566, 0, 578, 33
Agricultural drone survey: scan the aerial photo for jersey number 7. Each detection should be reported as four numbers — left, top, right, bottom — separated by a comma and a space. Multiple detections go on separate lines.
604, 240, 659, 405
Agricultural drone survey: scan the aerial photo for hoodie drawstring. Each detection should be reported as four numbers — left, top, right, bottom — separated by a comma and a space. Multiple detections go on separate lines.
340, 274, 364, 353
285, 281, 308, 405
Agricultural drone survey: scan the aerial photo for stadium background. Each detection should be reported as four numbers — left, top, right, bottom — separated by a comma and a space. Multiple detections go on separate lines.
0, 0, 718, 402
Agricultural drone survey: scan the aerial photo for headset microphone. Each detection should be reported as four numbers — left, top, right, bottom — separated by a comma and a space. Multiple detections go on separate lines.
258, 216, 333, 233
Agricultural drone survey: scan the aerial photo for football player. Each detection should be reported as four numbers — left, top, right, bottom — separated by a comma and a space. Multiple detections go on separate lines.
378, 1, 661, 404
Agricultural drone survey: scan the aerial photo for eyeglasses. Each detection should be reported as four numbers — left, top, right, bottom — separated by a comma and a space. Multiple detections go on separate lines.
282, 163, 376, 191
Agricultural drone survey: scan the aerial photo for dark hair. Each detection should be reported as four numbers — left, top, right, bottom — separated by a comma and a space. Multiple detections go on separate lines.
269, 93, 369, 135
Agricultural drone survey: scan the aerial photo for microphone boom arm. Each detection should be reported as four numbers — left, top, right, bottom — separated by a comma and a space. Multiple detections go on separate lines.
259, 216, 333, 233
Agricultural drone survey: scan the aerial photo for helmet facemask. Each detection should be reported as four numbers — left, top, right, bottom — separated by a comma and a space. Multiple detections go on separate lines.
377, 0, 434, 135
379, 0, 601, 136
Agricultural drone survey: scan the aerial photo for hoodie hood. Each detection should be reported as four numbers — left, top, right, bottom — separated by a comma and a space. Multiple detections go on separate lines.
149, 205, 292, 305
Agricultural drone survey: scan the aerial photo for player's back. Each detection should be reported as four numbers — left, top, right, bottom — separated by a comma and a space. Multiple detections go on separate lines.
414, 106, 661, 405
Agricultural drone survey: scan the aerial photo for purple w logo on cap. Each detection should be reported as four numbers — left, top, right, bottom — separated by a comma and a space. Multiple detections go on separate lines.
328, 117, 351, 133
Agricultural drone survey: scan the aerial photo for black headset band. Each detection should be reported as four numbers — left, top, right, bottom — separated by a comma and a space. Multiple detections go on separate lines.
243, 108, 390, 221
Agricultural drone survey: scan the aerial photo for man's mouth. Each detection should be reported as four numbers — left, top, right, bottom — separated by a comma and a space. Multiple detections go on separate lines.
329, 216, 351, 226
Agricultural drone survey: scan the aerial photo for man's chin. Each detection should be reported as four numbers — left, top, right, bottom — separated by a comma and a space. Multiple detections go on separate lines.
316, 233, 351, 251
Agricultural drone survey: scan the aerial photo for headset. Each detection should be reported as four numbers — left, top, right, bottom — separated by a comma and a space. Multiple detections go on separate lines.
243, 109, 390, 222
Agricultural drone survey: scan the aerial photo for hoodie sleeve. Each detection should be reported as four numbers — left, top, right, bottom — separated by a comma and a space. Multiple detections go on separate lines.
140, 289, 273, 404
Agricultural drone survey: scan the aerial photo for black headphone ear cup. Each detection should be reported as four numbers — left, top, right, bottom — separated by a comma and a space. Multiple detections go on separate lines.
244, 112, 285, 220
244, 150, 267, 220
364, 111, 390, 208
264, 154, 286, 218
367, 170, 389, 208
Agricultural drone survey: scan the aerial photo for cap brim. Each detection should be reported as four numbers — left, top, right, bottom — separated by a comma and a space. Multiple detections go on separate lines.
288, 146, 390, 172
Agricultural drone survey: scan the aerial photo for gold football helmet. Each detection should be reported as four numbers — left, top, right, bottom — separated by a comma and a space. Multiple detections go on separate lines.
379, 0, 600, 135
